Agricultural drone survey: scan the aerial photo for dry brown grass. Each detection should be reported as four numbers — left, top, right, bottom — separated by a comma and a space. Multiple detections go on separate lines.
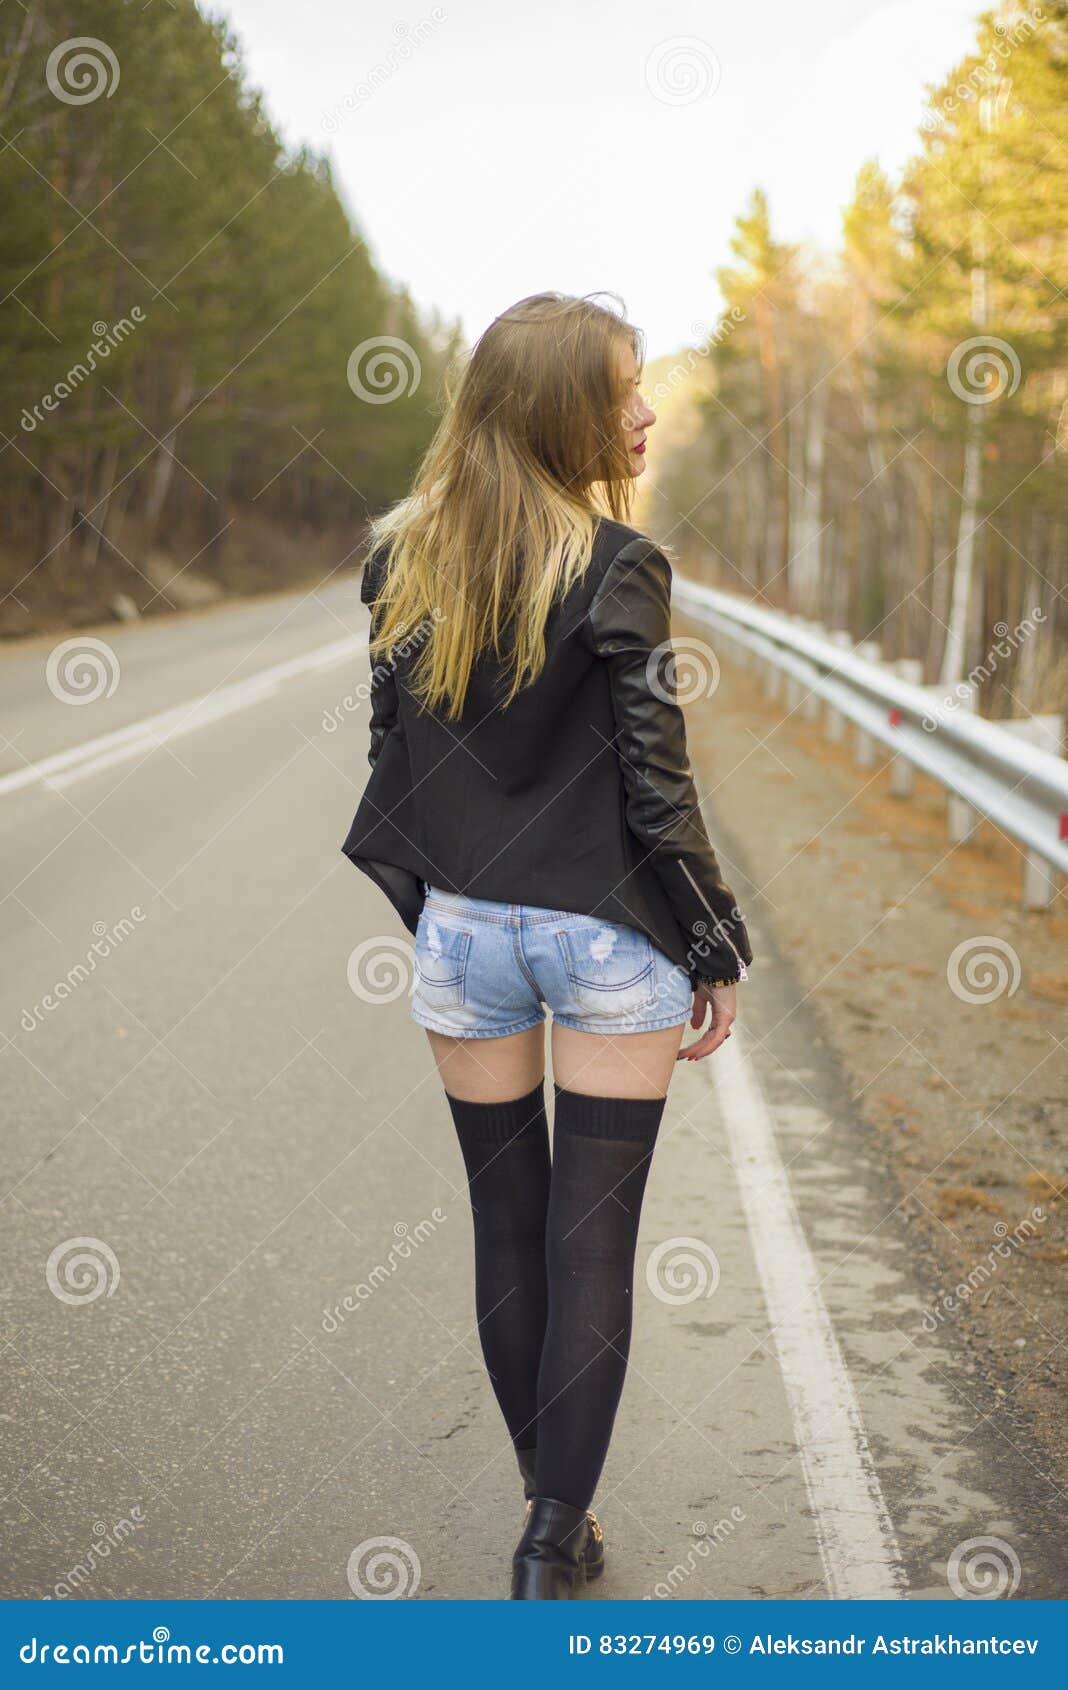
1024, 1172, 1068, 1207
933, 1185, 1007, 1218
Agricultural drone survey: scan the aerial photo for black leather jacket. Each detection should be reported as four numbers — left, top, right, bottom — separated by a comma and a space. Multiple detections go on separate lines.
342, 519, 753, 986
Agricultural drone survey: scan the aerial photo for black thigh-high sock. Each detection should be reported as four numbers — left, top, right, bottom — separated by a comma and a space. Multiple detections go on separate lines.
445, 1083, 551, 1456
534, 1086, 666, 1510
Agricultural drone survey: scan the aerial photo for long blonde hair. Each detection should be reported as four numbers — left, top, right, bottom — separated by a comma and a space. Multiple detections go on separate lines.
369, 292, 643, 719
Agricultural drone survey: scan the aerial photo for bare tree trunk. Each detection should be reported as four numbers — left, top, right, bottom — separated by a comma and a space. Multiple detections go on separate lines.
941, 416, 983, 685
83, 443, 123, 570
793, 384, 827, 615
849, 350, 906, 652
0, 0, 41, 117
142, 370, 197, 531
941, 196, 991, 688
753, 295, 790, 583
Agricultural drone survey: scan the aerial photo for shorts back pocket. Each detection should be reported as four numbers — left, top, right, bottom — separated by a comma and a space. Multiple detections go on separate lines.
414, 917, 472, 1009
555, 922, 656, 1016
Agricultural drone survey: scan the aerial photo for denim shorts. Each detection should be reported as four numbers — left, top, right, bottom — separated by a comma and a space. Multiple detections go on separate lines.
410, 887, 693, 1039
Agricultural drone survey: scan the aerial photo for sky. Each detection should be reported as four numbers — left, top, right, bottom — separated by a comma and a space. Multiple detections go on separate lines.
221, 0, 988, 357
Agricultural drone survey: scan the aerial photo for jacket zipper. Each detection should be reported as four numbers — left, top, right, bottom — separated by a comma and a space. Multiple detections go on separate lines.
679, 860, 749, 980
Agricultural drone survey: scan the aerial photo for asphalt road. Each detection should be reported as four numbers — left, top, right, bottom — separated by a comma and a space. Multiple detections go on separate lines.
1, 579, 1062, 1600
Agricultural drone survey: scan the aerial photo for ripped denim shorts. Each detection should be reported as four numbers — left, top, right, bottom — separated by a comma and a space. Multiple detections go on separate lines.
410, 887, 693, 1040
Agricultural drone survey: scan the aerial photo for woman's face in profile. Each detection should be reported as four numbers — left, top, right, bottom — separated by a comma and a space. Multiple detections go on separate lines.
618, 344, 657, 476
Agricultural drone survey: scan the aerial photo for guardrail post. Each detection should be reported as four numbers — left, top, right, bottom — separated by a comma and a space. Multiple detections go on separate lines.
942, 686, 981, 842
853, 643, 882, 766
888, 660, 925, 796
1001, 714, 1065, 909
825, 632, 851, 741
1022, 852, 1060, 909
791, 623, 824, 718
763, 653, 780, 699
947, 797, 977, 841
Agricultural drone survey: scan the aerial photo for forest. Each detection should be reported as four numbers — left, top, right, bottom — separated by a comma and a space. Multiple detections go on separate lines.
2, 1, 1065, 730
0, 0, 457, 636
646, 2, 1067, 718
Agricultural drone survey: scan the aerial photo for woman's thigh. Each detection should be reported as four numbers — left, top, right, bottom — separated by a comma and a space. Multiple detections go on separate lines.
425, 1020, 682, 1103
425, 1025, 545, 1102
521, 907, 690, 1096
550, 1021, 686, 1099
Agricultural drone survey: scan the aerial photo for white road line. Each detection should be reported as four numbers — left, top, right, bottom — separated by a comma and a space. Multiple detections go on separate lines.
711, 1025, 907, 1599
0, 632, 368, 798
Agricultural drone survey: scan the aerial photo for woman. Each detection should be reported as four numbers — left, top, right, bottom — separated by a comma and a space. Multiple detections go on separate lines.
342, 293, 753, 1599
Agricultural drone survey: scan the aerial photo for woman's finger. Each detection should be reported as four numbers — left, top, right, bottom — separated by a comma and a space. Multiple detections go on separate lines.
677, 1008, 735, 1061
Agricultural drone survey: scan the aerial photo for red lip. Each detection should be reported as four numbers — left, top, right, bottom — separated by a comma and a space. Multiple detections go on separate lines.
632, 440, 646, 454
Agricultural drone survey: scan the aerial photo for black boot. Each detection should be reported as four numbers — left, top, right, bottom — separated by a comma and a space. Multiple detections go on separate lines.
511, 1497, 592, 1599
514, 1448, 605, 1581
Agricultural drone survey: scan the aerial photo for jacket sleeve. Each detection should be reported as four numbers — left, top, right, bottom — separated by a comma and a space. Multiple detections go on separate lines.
584, 537, 753, 985
360, 549, 399, 768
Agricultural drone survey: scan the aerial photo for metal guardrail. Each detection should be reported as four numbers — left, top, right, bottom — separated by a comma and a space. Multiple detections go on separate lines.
674, 575, 1068, 909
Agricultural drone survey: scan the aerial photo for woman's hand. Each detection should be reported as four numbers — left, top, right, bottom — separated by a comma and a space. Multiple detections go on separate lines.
677, 980, 736, 1061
